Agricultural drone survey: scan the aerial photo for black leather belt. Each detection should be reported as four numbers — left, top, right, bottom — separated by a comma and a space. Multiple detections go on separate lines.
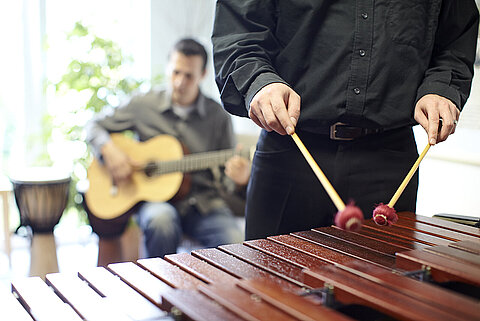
326, 122, 384, 141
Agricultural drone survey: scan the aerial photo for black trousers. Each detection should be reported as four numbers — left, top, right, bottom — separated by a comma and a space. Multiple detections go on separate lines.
245, 127, 419, 240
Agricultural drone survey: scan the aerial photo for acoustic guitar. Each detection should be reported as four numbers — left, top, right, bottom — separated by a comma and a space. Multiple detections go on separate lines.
85, 133, 252, 220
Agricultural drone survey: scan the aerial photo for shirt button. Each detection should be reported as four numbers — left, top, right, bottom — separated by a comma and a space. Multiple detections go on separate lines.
361, 13, 368, 19
359, 49, 366, 57
353, 88, 361, 95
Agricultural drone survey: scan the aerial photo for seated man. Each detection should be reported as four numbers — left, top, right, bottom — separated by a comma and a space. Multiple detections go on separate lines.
85, 38, 249, 261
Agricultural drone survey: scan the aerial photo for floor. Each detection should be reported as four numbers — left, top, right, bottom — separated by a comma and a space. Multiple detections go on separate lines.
0, 221, 98, 293
0, 207, 242, 294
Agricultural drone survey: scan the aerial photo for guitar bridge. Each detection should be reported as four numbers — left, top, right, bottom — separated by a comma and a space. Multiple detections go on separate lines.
110, 185, 118, 197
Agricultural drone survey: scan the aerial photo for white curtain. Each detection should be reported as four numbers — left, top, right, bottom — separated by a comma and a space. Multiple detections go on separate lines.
0, 0, 47, 171
0, 0, 152, 172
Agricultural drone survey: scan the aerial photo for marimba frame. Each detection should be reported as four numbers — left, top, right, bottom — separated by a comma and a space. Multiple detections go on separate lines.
7, 212, 480, 321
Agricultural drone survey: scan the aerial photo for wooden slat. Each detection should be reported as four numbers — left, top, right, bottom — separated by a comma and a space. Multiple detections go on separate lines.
449, 240, 480, 254
161, 288, 243, 321
78, 266, 166, 320
393, 217, 479, 242
244, 239, 330, 270
45, 273, 130, 321
313, 226, 408, 255
268, 234, 359, 266
106, 261, 172, 306
137, 257, 206, 290
356, 227, 427, 250
424, 245, 480, 266
199, 283, 303, 321
11, 276, 83, 321
303, 265, 464, 321
396, 249, 480, 286
292, 230, 397, 269
237, 279, 355, 321
219, 243, 306, 287
7, 212, 478, 320
363, 220, 451, 246
399, 212, 480, 237
192, 248, 299, 291
164, 252, 238, 285
0, 289, 34, 320
338, 260, 480, 321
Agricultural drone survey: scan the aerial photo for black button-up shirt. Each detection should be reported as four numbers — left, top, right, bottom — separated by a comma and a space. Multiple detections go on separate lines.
212, 0, 479, 132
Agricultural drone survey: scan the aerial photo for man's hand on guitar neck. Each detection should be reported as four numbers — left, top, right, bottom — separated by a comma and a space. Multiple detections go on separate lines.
101, 141, 140, 186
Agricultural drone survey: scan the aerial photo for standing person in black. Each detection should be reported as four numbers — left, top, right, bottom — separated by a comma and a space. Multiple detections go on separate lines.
211, 1, 479, 240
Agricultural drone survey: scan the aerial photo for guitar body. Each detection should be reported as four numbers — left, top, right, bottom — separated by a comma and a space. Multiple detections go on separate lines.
85, 134, 185, 220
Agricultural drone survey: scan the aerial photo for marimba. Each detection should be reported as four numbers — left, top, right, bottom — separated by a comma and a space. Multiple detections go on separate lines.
5, 212, 480, 321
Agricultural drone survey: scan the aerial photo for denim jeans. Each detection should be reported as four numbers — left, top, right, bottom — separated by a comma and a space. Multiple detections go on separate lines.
136, 202, 243, 258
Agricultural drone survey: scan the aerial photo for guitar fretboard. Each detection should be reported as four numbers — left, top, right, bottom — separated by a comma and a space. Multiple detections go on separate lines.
146, 148, 250, 176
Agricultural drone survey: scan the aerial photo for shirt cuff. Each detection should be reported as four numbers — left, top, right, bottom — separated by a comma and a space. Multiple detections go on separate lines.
245, 72, 289, 111
416, 82, 462, 111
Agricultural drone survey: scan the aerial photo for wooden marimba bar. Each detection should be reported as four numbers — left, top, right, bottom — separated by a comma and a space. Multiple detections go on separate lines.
5, 212, 480, 321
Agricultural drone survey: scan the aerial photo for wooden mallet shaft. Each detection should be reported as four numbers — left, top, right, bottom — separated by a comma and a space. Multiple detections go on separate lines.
388, 143, 431, 208
291, 133, 346, 211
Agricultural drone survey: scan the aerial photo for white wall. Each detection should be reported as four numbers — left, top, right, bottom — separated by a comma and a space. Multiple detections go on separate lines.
414, 62, 480, 219
150, 0, 260, 136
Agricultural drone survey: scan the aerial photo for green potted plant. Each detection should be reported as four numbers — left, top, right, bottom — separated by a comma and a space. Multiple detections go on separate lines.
50, 21, 153, 220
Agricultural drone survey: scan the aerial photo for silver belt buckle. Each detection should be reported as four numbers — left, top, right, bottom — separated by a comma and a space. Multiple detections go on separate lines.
329, 122, 354, 141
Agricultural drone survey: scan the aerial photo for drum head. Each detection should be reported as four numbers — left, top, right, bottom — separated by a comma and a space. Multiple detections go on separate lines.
9, 166, 71, 185
9, 166, 71, 233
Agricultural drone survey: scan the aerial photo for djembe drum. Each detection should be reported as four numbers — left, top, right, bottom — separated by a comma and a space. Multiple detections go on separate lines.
10, 167, 71, 279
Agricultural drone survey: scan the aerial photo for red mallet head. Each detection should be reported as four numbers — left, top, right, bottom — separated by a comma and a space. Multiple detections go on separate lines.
373, 203, 398, 226
335, 203, 364, 232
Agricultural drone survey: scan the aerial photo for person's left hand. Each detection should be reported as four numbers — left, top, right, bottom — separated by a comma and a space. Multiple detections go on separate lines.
225, 155, 251, 186
249, 82, 300, 135
414, 94, 459, 145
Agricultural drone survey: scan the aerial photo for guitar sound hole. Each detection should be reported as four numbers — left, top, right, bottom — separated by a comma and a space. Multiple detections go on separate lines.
144, 162, 158, 177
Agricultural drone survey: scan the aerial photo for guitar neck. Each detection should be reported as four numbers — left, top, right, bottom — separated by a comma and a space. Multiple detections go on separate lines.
150, 148, 249, 175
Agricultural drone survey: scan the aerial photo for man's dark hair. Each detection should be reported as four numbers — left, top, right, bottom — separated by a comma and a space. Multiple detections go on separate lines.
172, 38, 208, 71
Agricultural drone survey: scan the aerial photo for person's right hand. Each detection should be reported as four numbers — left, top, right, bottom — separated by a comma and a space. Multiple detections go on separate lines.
225, 155, 251, 186
249, 82, 301, 135
101, 141, 135, 186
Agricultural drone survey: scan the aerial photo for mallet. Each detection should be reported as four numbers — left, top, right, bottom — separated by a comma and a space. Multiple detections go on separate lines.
373, 142, 431, 226
291, 133, 363, 231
